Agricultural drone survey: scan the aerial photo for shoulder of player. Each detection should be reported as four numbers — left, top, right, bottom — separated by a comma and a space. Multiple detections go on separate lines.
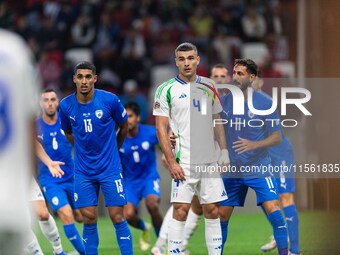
138, 124, 156, 133
198, 76, 216, 86
253, 90, 274, 107
155, 78, 177, 97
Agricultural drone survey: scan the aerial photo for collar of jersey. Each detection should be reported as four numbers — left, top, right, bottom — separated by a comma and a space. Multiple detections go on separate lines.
175, 75, 201, 84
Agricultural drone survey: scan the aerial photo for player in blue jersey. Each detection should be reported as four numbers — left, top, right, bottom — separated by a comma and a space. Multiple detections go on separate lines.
219, 59, 289, 255
252, 75, 301, 255
59, 62, 133, 255
36, 88, 85, 255
119, 102, 163, 251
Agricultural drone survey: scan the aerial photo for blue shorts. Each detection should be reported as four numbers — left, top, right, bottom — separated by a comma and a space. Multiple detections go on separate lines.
124, 178, 161, 208
220, 176, 279, 207
41, 181, 77, 211
75, 172, 127, 208
272, 154, 296, 194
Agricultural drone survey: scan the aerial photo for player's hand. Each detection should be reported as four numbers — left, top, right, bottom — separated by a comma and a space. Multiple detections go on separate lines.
169, 162, 185, 181
232, 137, 257, 154
218, 149, 230, 166
47, 161, 65, 178
169, 132, 177, 148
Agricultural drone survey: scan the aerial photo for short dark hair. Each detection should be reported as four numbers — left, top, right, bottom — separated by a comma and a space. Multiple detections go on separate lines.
74, 61, 96, 74
175, 42, 198, 56
124, 102, 140, 116
234, 59, 258, 76
41, 88, 57, 94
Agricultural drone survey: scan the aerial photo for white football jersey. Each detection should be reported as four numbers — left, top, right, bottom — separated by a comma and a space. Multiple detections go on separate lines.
153, 75, 222, 164
0, 29, 39, 229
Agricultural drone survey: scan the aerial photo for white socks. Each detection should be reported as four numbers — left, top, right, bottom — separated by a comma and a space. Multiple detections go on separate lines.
205, 218, 222, 255
25, 230, 44, 255
182, 208, 201, 248
38, 214, 63, 254
168, 218, 185, 254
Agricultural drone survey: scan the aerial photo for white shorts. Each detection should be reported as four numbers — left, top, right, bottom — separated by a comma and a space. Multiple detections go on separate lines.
170, 162, 228, 204
29, 178, 45, 201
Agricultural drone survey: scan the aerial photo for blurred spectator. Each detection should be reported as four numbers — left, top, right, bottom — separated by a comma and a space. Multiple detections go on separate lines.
0, 1, 14, 29
71, 12, 96, 47
37, 50, 62, 89
241, 5, 267, 42
34, 15, 63, 51
93, 10, 120, 64
120, 80, 149, 123
188, 5, 213, 49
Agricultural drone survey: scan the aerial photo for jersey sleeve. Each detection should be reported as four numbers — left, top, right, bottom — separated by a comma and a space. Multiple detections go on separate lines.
111, 95, 128, 124
59, 101, 71, 132
153, 84, 170, 117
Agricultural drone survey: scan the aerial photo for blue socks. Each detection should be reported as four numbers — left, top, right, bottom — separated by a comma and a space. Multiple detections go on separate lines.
283, 205, 300, 254
220, 220, 229, 254
267, 210, 288, 255
154, 226, 161, 237
136, 219, 146, 231
63, 223, 85, 255
114, 220, 134, 255
83, 223, 99, 255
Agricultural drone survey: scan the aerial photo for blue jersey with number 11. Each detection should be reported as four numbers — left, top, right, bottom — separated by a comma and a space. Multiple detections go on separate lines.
59, 89, 127, 176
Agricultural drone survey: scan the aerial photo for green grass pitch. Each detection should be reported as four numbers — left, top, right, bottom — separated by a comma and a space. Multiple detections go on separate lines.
35, 211, 339, 255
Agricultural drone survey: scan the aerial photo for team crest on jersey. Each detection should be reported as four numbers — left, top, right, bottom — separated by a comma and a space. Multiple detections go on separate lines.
248, 110, 255, 118
95, 110, 103, 119
142, 141, 150, 150
154, 101, 160, 109
52, 196, 59, 206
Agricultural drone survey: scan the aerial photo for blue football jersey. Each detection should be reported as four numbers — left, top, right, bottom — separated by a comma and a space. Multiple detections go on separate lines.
36, 115, 74, 185
59, 89, 127, 176
120, 124, 160, 182
221, 90, 281, 168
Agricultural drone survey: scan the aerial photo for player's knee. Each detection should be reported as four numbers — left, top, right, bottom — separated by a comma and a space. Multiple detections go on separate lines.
37, 206, 50, 221
173, 205, 189, 221
74, 210, 83, 223
203, 204, 219, 219
145, 199, 159, 214
123, 208, 136, 222
111, 213, 125, 224
280, 193, 294, 208
81, 211, 97, 224
263, 200, 280, 214
58, 207, 74, 224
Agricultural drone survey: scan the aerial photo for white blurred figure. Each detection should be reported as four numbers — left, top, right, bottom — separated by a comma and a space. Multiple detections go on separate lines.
0, 29, 39, 254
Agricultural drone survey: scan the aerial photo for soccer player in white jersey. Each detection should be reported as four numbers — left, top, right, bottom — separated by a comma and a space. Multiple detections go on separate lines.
0, 29, 50, 255
0, 28, 41, 255
152, 63, 231, 255
153, 42, 230, 255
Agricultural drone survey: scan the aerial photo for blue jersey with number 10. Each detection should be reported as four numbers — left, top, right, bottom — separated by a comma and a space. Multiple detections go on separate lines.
59, 89, 127, 176
120, 124, 160, 183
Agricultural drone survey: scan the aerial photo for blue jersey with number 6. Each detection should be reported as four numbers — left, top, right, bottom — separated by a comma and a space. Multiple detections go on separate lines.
120, 124, 160, 183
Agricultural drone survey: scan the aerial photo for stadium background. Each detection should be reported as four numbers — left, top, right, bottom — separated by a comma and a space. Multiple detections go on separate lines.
2, 0, 340, 253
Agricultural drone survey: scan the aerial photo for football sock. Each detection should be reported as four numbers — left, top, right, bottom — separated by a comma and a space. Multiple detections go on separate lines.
283, 204, 300, 254
168, 218, 185, 254
268, 210, 288, 255
205, 218, 222, 255
114, 220, 134, 255
63, 223, 85, 255
39, 214, 63, 254
83, 223, 98, 255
